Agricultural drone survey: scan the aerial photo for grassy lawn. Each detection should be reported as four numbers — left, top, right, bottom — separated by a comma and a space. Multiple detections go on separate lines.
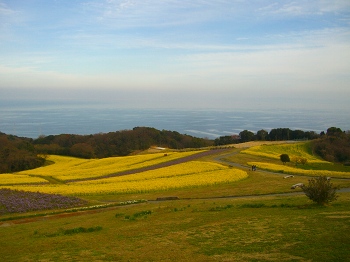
1, 193, 349, 261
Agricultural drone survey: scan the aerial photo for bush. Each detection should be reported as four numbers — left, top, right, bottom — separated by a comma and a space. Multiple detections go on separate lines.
125, 210, 152, 220
301, 176, 339, 205
292, 156, 308, 165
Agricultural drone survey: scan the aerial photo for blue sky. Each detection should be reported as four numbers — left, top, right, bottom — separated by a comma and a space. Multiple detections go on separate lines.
1, 0, 350, 109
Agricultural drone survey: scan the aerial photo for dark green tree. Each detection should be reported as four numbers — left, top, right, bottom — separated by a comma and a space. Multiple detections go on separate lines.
280, 154, 290, 165
326, 127, 343, 137
268, 128, 292, 141
239, 130, 255, 143
301, 176, 339, 205
256, 129, 268, 141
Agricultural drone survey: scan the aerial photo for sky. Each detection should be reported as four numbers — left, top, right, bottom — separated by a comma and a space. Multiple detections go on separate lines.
1, 0, 350, 110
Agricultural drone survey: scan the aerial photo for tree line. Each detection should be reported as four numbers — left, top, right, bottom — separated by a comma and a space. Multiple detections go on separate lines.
0, 132, 45, 173
214, 128, 320, 146
1, 126, 349, 174
214, 127, 350, 164
0, 127, 213, 173
32, 127, 213, 158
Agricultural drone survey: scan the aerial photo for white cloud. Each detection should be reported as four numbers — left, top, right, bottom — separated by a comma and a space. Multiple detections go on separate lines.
0, 2, 22, 29
257, 0, 350, 17
0, 2, 16, 16
81, 0, 238, 28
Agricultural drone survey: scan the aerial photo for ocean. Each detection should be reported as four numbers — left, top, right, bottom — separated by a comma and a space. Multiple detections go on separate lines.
0, 100, 349, 139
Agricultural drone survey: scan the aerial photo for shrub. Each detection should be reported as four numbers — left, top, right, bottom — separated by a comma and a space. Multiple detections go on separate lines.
240, 203, 266, 208
301, 176, 339, 205
292, 156, 308, 165
44, 226, 102, 237
125, 210, 152, 220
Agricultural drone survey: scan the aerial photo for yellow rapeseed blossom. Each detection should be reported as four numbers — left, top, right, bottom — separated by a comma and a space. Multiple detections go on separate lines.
242, 142, 327, 163
83, 161, 225, 183
248, 162, 350, 178
15, 151, 201, 181
2, 161, 247, 195
0, 174, 47, 185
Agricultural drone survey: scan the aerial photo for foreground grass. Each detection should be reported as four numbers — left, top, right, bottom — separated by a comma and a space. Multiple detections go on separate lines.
1, 193, 349, 261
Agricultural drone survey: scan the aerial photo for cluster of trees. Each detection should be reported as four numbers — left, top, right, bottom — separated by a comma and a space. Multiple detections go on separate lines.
0, 132, 45, 173
312, 127, 350, 163
215, 126, 350, 164
215, 128, 320, 146
0, 127, 213, 173
33, 127, 213, 158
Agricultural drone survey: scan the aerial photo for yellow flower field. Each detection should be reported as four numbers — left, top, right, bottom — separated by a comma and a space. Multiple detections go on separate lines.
15, 151, 201, 181
242, 142, 327, 163
2, 161, 248, 195
83, 161, 225, 183
248, 162, 350, 178
0, 174, 47, 185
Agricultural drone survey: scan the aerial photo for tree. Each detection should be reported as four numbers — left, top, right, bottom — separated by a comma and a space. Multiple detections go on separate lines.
268, 128, 292, 141
301, 176, 339, 205
214, 135, 239, 146
70, 143, 95, 158
326, 127, 343, 137
239, 130, 255, 143
256, 129, 268, 141
280, 154, 290, 165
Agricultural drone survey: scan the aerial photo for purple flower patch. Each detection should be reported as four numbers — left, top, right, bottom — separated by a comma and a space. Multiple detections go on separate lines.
0, 188, 87, 215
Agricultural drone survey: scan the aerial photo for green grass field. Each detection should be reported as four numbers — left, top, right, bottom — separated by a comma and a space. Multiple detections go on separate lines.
1, 142, 350, 261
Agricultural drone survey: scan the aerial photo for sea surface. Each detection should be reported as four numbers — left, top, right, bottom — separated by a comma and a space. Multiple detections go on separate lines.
1, 101, 349, 139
